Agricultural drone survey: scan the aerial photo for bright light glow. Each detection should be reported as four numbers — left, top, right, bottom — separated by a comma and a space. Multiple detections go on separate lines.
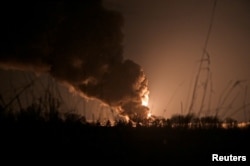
147, 112, 152, 119
141, 92, 149, 106
238, 122, 250, 128
124, 115, 130, 122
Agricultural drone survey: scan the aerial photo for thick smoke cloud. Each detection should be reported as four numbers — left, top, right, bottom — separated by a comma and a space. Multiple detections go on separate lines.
0, 0, 149, 121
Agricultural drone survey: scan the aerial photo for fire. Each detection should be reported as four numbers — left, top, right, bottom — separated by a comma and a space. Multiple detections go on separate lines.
124, 115, 130, 122
141, 91, 149, 106
147, 112, 152, 119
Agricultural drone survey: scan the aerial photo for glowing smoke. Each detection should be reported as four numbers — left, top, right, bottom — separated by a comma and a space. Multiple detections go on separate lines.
0, 0, 149, 121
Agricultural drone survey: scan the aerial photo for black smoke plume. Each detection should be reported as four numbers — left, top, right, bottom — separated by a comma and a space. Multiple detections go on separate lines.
0, 0, 149, 121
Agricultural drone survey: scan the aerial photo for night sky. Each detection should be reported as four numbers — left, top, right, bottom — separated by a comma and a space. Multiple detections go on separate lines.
104, 0, 250, 121
0, 0, 250, 122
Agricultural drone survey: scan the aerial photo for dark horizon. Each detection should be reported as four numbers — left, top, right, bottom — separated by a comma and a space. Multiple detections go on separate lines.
0, 103, 249, 165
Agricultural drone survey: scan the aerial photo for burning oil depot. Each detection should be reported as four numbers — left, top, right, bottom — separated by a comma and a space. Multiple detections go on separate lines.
0, 1, 152, 123
1, 0, 250, 127
0, 1, 250, 164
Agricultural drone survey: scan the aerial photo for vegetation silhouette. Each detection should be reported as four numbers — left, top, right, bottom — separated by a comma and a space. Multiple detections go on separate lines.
0, 92, 249, 165
0, 1, 249, 164
0, 62, 249, 164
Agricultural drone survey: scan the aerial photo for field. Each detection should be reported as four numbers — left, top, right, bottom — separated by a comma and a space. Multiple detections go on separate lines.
0, 113, 249, 165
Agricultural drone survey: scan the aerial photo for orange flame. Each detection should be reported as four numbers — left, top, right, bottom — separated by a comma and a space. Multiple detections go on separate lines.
141, 91, 149, 107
